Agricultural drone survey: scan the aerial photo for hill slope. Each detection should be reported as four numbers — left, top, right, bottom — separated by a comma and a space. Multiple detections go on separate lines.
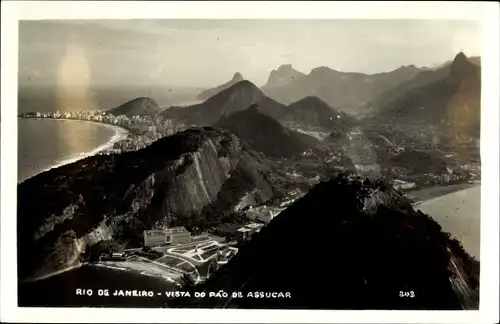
108, 97, 161, 117
282, 96, 355, 132
17, 127, 289, 281
197, 72, 245, 101
214, 104, 319, 158
162, 80, 286, 126
173, 175, 479, 310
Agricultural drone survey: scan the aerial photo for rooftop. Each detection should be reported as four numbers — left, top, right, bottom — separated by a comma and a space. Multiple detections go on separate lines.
167, 226, 189, 233
245, 223, 264, 229
144, 229, 165, 236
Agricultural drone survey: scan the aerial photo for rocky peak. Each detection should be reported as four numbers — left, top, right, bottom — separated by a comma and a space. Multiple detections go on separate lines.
263, 64, 305, 89
232, 72, 244, 81
450, 52, 477, 80
277, 64, 294, 71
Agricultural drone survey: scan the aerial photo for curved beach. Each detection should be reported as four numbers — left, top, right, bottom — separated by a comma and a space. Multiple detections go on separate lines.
18, 118, 129, 183
50, 119, 129, 166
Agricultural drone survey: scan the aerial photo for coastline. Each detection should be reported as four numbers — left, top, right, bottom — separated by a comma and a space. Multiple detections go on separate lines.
415, 184, 481, 259
23, 261, 87, 283
18, 117, 129, 183
95, 261, 183, 288
408, 181, 480, 206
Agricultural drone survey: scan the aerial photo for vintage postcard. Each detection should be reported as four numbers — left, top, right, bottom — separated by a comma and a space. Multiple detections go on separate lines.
1, 1, 499, 323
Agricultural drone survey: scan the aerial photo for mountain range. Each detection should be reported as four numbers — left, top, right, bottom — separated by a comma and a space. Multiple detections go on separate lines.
366, 52, 481, 138
260, 64, 421, 116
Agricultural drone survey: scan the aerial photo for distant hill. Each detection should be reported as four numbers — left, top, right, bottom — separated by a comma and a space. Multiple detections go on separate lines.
214, 104, 319, 158
368, 52, 481, 139
17, 127, 289, 281
282, 96, 356, 132
161, 80, 286, 126
196, 72, 245, 101
260, 64, 421, 116
172, 175, 479, 310
108, 97, 161, 117
261, 64, 305, 91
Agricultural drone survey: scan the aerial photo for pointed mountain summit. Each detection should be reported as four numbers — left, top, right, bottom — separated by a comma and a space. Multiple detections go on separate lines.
162, 80, 286, 126
232, 72, 244, 81
450, 52, 478, 80
214, 103, 318, 158
196, 72, 246, 101
262, 64, 305, 90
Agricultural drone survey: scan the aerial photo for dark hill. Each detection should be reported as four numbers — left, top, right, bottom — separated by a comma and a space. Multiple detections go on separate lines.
172, 175, 479, 310
162, 80, 286, 126
214, 104, 319, 158
17, 127, 289, 281
282, 96, 355, 131
108, 97, 161, 117
197, 72, 245, 101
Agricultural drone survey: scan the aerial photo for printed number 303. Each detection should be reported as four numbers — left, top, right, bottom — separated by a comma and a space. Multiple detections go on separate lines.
399, 291, 415, 298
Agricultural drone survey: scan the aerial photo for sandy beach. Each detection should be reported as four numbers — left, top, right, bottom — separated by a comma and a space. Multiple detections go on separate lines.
19, 118, 129, 182
45, 119, 130, 166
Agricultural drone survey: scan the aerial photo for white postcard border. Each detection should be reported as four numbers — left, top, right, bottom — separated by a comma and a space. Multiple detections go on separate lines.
1, 1, 498, 323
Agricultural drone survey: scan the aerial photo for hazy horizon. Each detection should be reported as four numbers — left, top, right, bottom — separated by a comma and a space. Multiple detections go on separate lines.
19, 19, 480, 89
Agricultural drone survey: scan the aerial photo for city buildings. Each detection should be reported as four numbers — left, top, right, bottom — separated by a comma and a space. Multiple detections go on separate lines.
236, 223, 264, 241
392, 179, 417, 191
143, 226, 191, 247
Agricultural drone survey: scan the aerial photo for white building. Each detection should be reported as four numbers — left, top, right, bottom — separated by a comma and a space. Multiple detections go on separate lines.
393, 179, 416, 191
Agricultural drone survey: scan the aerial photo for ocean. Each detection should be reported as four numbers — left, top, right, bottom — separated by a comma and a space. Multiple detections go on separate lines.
18, 265, 177, 308
18, 118, 127, 183
416, 185, 481, 260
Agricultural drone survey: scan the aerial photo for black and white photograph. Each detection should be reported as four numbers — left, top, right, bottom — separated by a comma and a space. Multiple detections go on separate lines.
1, 1, 499, 323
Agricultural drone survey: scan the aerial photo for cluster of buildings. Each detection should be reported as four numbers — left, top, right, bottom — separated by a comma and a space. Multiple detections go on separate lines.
235, 223, 264, 241
392, 179, 417, 191
214, 246, 239, 271
143, 222, 265, 249
143, 226, 191, 247
19, 110, 186, 154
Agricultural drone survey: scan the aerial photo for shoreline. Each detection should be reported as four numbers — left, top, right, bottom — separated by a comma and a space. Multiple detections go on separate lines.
414, 184, 481, 259
94, 261, 183, 287
408, 182, 480, 205
23, 262, 87, 283
18, 118, 129, 183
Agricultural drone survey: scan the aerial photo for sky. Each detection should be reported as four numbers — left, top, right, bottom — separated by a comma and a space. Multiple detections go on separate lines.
18, 19, 481, 88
